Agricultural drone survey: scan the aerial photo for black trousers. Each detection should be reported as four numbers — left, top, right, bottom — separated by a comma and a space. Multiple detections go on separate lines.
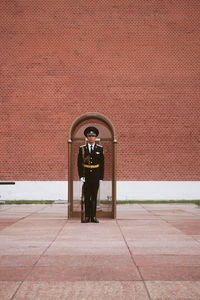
84, 180, 99, 218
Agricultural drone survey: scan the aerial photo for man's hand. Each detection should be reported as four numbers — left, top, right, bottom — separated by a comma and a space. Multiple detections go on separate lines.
80, 177, 85, 184
100, 180, 103, 184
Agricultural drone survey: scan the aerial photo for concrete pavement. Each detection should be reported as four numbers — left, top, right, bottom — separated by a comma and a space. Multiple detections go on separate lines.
0, 203, 200, 299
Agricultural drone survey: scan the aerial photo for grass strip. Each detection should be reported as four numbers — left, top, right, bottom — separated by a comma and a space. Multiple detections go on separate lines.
0, 200, 199, 206
0, 200, 54, 205
117, 200, 200, 205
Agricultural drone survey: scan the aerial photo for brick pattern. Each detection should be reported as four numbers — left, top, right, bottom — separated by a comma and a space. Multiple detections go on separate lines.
0, 1, 200, 181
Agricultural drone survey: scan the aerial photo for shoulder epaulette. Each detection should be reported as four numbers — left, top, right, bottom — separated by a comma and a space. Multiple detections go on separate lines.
80, 144, 86, 148
96, 144, 103, 147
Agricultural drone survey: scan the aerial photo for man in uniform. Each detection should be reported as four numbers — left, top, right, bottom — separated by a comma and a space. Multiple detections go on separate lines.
77, 126, 104, 223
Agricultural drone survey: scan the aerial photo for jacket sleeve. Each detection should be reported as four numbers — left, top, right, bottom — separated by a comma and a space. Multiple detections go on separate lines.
99, 147, 104, 180
77, 147, 83, 178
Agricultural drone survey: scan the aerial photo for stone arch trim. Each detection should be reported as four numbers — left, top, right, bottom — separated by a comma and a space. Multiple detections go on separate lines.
69, 112, 116, 141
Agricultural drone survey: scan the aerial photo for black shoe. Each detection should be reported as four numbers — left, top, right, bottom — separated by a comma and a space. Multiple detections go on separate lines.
91, 217, 99, 223
82, 217, 90, 223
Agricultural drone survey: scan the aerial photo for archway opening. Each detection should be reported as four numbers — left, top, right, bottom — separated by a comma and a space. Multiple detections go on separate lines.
68, 113, 116, 219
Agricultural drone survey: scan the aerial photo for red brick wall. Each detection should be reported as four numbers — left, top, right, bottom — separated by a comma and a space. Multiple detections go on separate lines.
0, 0, 200, 181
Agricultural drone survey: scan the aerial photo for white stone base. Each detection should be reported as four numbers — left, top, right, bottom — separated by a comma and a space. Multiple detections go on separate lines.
117, 181, 200, 200
0, 181, 200, 201
0, 181, 68, 201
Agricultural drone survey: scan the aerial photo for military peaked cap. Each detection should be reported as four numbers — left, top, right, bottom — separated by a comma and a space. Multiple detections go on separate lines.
84, 126, 99, 137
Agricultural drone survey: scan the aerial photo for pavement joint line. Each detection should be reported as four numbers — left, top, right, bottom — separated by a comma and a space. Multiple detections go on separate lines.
0, 206, 13, 212
141, 204, 200, 248
2, 205, 200, 298
190, 236, 200, 247
141, 204, 188, 231
140, 204, 164, 221
0, 205, 50, 231
10, 211, 68, 300
116, 217, 152, 300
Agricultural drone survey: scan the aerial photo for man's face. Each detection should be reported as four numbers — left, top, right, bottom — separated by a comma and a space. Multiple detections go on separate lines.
87, 135, 96, 145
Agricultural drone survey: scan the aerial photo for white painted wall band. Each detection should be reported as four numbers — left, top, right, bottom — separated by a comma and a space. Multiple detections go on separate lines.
0, 181, 200, 201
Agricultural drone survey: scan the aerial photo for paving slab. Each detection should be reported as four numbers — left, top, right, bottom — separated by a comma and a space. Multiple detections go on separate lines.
0, 203, 200, 300
13, 281, 150, 300
130, 246, 200, 255
26, 263, 141, 281
192, 235, 200, 242
0, 255, 40, 267
29, 255, 141, 281
0, 281, 21, 300
146, 281, 200, 300
127, 240, 200, 247
0, 267, 32, 281
133, 255, 200, 266
139, 265, 200, 281
167, 221, 200, 235
45, 246, 130, 256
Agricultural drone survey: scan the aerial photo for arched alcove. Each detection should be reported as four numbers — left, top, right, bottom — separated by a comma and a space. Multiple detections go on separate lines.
68, 112, 117, 219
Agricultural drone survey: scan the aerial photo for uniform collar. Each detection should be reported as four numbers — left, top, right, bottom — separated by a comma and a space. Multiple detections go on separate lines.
88, 143, 95, 149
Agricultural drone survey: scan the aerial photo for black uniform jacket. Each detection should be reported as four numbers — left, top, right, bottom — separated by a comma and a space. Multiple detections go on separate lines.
78, 143, 104, 182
